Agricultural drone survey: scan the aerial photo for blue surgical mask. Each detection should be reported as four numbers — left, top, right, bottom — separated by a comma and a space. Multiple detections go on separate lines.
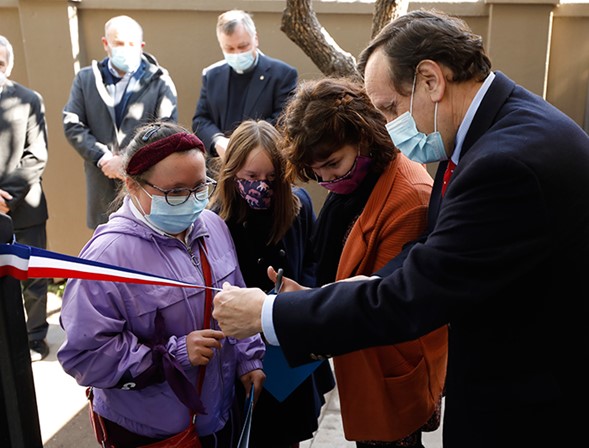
223, 50, 255, 73
110, 45, 142, 73
385, 76, 447, 164
140, 188, 208, 235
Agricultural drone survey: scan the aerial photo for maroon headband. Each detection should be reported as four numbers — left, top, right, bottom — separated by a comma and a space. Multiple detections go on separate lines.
126, 132, 205, 176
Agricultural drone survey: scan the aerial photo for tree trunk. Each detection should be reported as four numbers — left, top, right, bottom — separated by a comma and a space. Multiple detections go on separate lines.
281, 0, 406, 78
281, 0, 359, 79
371, 0, 409, 39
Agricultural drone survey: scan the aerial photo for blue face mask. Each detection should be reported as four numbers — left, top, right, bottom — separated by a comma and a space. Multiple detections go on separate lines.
385, 76, 447, 164
110, 45, 142, 73
223, 50, 255, 73
140, 189, 208, 235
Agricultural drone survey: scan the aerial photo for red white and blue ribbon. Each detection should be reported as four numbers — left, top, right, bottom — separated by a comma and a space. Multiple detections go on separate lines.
1, 242, 256, 438
0, 242, 221, 291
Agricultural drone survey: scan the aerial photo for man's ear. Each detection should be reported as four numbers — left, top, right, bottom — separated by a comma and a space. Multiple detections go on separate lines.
101, 37, 110, 53
416, 60, 446, 103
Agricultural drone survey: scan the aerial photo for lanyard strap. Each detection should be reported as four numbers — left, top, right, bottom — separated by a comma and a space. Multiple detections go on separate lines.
197, 239, 213, 394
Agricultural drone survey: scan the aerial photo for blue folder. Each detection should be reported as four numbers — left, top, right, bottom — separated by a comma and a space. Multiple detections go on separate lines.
262, 344, 322, 402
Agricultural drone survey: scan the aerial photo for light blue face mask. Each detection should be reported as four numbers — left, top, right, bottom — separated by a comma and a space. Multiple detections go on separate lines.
223, 50, 255, 73
110, 45, 142, 73
385, 75, 447, 164
140, 188, 208, 235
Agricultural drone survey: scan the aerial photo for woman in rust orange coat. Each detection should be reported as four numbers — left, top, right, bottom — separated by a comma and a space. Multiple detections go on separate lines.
277, 77, 448, 448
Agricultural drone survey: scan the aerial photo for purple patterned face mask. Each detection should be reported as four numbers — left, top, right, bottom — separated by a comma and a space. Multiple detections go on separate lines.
236, 179, 274, 210
318, 154, 373, 195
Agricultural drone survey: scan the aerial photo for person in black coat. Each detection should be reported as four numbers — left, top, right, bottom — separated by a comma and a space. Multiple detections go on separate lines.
212, 9, 589, 448
0, 35, 50, 361
209, 119, 334, 448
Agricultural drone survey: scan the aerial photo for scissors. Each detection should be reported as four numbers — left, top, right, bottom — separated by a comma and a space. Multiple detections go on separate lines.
274, 268, 284, 294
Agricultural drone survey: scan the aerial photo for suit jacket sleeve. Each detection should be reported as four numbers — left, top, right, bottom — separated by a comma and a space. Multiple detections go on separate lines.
62, 69, 111, 165
191, 69, 221, 153
272, 154, 553, 366
266, 64, 297, 125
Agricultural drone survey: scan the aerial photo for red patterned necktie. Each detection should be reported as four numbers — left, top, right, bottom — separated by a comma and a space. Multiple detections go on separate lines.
441, 160, 456, 196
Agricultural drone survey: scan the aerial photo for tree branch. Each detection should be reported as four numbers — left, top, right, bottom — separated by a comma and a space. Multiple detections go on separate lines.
280, 0, 405, 78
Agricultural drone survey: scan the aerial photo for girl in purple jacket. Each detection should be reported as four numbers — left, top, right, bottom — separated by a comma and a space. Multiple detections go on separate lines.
58, 122, 265, 447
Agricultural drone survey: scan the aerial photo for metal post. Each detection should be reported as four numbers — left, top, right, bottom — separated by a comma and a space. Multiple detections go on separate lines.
0, 213, 43, 448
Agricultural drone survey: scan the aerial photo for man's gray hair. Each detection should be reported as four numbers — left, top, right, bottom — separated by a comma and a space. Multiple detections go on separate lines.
216, 10, 256, 38
0, 35, 14, 76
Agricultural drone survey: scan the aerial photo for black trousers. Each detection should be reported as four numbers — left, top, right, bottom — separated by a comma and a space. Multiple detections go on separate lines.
14, 223, 48, 341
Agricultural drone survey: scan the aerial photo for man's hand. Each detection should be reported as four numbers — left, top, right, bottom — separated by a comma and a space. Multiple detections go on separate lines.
100, 154, 125, 179
185, 329, 225, 366
213, 136, 230, 160
0, 189, 12, 214
212, 283, 265, 339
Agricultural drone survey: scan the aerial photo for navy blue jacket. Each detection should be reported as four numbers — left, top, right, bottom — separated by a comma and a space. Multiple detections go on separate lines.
191, 53, 297, 155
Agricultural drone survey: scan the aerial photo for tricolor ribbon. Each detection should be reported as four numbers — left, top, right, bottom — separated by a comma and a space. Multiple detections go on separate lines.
0, 242, 222, 291
1, 242, 254, 441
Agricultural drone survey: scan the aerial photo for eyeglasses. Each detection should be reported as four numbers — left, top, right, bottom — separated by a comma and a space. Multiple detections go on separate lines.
143, 177, 217, 205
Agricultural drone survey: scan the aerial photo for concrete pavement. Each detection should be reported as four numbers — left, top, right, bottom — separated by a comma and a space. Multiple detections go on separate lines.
36, 293, 442, 447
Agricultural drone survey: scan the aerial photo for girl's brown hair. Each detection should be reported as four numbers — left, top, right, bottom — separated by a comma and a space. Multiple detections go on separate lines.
209, 119, 300, 245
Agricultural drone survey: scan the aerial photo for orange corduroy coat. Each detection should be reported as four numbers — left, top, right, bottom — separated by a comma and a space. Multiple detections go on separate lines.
334, 154, 448, 441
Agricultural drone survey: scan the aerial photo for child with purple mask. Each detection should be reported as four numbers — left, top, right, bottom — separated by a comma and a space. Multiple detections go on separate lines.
209, 119, 335, 448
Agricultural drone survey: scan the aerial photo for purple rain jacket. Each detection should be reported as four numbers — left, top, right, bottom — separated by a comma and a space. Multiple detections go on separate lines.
57, 197, 265, 438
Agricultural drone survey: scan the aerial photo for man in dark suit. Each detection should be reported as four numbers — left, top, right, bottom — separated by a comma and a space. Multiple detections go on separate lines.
213, 10, 589, 447
191, 9, 297, 164
0, 35, 50, 361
